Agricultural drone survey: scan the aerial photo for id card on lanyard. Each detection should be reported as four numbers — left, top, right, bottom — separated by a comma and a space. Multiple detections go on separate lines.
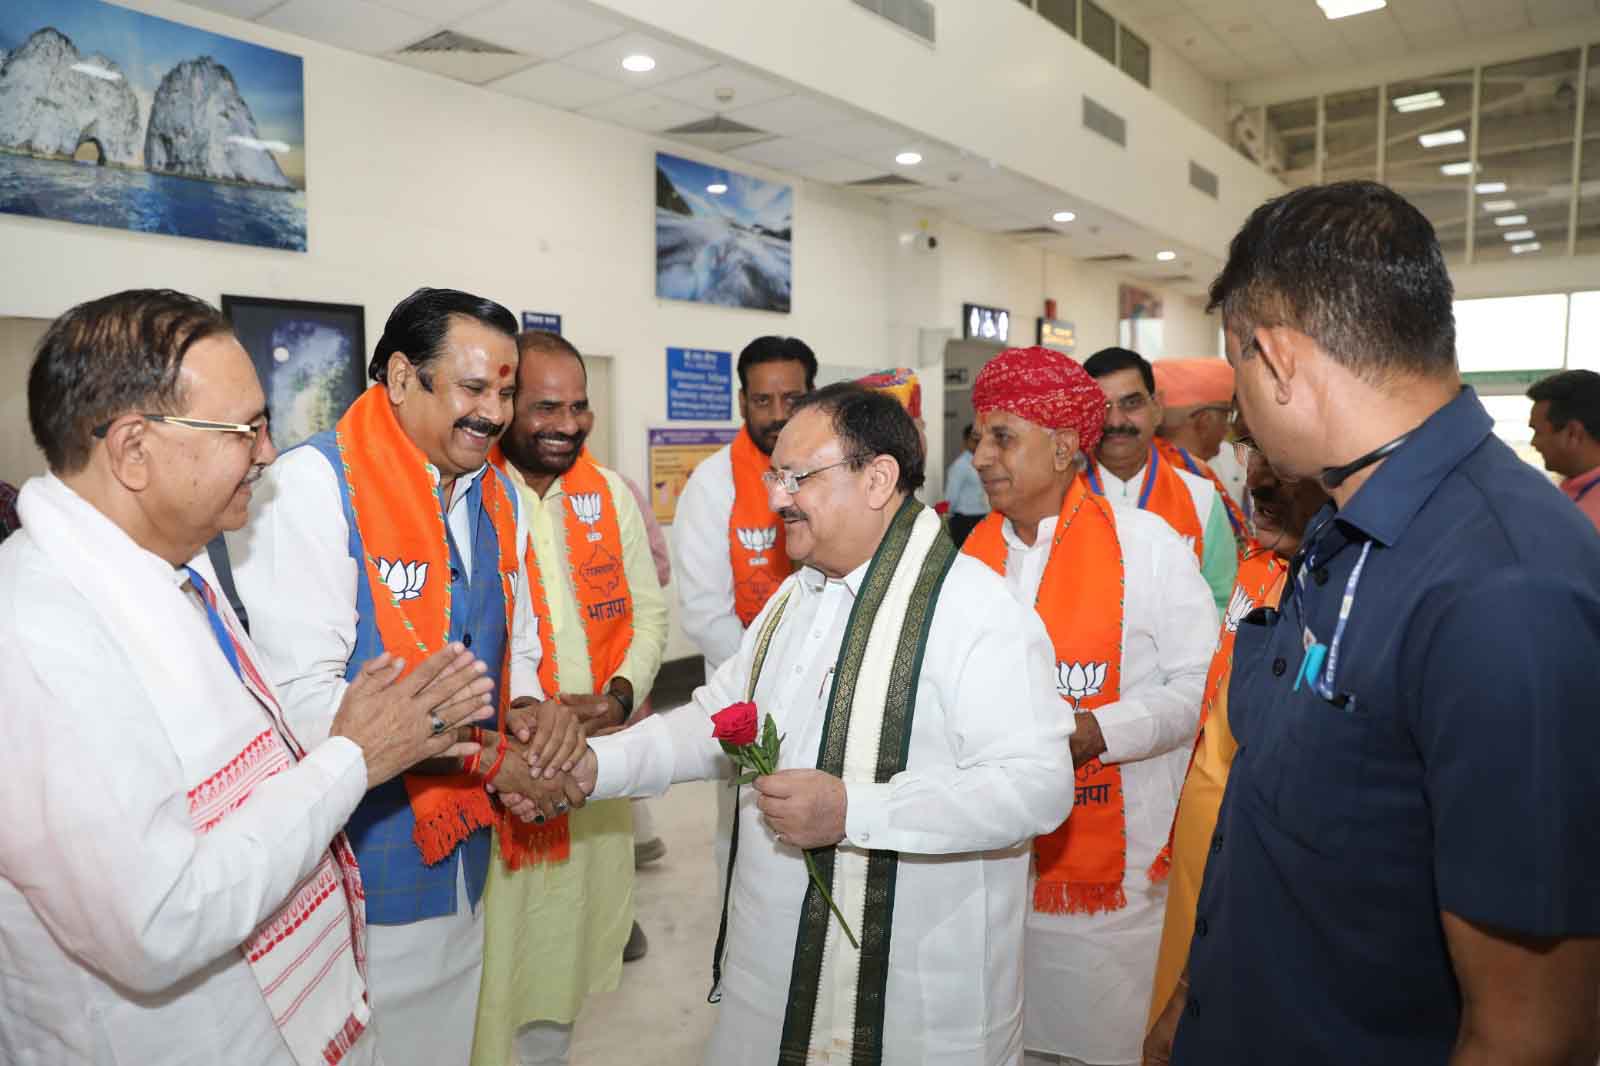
1292, 517, 1372, 711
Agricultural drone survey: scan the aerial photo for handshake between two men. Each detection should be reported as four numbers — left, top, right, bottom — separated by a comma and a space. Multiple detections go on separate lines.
318, 640, 613, 821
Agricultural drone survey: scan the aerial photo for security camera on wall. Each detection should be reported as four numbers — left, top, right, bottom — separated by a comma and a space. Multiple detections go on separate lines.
915, 232, 939, 252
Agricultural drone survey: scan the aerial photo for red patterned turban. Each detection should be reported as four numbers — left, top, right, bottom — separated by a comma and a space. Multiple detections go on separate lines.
972, 346, 1107, 454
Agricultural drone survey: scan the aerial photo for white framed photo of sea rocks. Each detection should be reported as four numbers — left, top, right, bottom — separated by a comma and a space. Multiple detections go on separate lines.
0, 0, 307, 251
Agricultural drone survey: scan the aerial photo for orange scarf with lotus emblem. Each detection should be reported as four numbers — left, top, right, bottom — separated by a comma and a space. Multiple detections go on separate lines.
964, 473, 1129, 914
729, 427, 791, 625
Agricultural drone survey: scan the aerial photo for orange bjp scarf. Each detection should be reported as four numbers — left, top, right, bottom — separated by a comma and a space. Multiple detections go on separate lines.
489, 446, 637, 869
728, 427, 792, 625
335, 385, 519, 866
1090, 442, 1204, 566
1148, 546, 1286, 882
964, 474, 1130, 915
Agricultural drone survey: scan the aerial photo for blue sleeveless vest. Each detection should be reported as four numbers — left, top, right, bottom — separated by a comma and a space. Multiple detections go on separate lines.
303, 432, 516, 924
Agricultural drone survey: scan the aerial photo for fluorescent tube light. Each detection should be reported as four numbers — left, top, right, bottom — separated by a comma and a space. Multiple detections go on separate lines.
1418, 129, 1465, 148
1475, 181, 1508, 194
1439, 161, 1477, 176
1502, 229, 1535, 241
1480, 199, 1516, 212
1511, 242, 1542, 254
1392, 90, 1443, 112
1492, 215, 1528, 226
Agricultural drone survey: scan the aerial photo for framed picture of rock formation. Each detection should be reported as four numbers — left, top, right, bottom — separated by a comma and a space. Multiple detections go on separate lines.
656, 152, 792, 313
0, 0, 307, 251
222, 296, 365, 451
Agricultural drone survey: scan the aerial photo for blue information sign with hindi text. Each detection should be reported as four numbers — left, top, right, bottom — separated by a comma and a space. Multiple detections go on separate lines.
521, 311, 562, 334
666, 347, 732, 420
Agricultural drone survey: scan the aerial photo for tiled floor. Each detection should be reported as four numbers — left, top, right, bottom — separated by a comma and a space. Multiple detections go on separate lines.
569, 779, 721, 1065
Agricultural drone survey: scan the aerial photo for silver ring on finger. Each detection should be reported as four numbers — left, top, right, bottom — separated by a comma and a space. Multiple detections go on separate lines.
428, 711, 447, 737
555, 801, 570, 814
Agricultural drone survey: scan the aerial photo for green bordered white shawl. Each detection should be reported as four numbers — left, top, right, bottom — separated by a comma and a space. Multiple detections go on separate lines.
710, 498, 957, 1064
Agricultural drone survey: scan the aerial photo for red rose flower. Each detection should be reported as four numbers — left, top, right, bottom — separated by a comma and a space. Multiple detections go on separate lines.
711, 701, 759, 747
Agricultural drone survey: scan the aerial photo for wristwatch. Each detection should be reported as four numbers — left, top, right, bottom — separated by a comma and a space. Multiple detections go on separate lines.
607, 679, 634, 718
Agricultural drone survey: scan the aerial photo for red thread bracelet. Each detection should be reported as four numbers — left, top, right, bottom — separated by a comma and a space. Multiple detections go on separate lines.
482, 732, 509, 784
463, 726, 485, 776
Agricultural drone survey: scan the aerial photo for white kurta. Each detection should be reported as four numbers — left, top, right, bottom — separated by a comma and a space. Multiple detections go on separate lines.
0, 479, 376, 1066
1000, 507, 1216, 1064
670, 443, 744, 676
591, 553, 1075, 1066
227, 445, 543, 1066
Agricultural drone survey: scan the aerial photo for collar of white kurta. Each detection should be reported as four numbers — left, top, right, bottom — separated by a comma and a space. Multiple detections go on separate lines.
778, 499, 957, 1066
17, 475, 371, 1066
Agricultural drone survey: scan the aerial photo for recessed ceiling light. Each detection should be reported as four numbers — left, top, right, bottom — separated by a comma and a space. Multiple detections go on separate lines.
1418, 128, 1465, 148
1502, 229, 1535, 242
1317, 0, 1386, 19
1439, 161, 1478, 176
1492, 214, 1528, 226
706, 182, 728, 195
1475, 181, 1508, 194
1053, 211, 1077, 223
1156, 250, 1178, 261
621, 53, 656, 73
895, 151, 923, 166
1511, 242, 1543, 254
1392, 90, 1443, 112
1481, 199, 1516, 212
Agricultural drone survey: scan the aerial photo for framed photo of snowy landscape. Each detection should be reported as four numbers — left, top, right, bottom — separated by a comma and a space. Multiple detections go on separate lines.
655, 152, 792, 313
0, 0, 307, 251
222, 296, 365, 451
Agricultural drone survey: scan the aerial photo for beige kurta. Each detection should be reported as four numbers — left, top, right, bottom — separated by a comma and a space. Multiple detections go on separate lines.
470, 464, 668, 1064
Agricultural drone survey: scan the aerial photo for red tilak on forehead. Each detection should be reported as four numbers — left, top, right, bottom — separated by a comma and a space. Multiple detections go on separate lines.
499, 364, 512, 377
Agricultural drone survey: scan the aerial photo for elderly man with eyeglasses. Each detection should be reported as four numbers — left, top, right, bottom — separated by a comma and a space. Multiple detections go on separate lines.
0, 289, 502, 1066
566, 382, 1074, 1065
1083, 347, 1239, 613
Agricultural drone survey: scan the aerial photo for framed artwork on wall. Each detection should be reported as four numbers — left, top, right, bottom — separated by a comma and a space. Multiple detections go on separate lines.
0, 0, 307, 251
222, 295, 365, 451
655, 151, 792, 313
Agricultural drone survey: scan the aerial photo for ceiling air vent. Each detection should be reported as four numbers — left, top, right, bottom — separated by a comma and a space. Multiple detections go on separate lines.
1005, 226, 1061, 237
1083, 96, 1127, 147
399, 31, 518, 55
664, 115, 772, 152
391, 30, 529, 84
1084, 253, 1135, 263
851, 0, 937, 44
1189, 161, 1219, 199
848, 173, 922, 187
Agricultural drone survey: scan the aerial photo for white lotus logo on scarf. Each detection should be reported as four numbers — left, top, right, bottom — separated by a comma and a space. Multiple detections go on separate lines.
378, 558, 428, 601
1056, 661, 1108, 709
1225, 585, 1254, 633
737, 526, 777, 564
570, 492, 605, 542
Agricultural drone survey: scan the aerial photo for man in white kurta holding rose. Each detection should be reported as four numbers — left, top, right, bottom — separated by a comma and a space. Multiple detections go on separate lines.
572, 382, 1074, 1065
0, 290, 498, 1066
963, 346, 1215, 1066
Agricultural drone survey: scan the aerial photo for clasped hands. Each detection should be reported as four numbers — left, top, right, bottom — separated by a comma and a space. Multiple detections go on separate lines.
492, 689, 627, 823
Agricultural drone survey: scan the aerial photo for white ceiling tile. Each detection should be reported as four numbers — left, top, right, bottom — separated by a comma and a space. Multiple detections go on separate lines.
490, 60, 630, 109
451, 0, 624, 62
787, 157, 886, 184
560, 31, 716, 87
727, 136, 837, 170
945, 202, 1033, 232
722, 94, 860, 136
576, 91, 710, 133
894, 187, 969, 209
388, 49, 537, 84
373, 0, 499, 22
175, 0, 286, 18
807, 120, 919, 159
1525, 0, 1593, 25
1464, 9, 1535, 34
651, 65, 791, 113
259, 0, 434, 53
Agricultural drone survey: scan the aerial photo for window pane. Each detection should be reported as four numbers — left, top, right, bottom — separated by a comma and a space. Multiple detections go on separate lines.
1473, 51, 1580, 263
1566, 290, 1600, 371
1265, 98, 1318, 185
1386, 69, 1474, 264
1082, 0, 1116, 64
1120, 26, 1151, 87
1578, 46, 1600, 255
1323, 87, 1379, 183
1037, 0, 1075, 37
1454, 294, 1568, 373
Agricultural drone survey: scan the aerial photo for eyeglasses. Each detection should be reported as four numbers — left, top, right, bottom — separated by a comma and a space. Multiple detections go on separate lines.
93, 413, 270, 443
761, 455, 866, 495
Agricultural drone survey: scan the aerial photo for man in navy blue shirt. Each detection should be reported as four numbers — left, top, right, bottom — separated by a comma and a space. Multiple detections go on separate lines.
1147, 181, 1600, 1065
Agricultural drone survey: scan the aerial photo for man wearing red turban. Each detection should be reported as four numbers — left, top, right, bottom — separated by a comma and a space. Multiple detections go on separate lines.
961, 346, 1217, 1066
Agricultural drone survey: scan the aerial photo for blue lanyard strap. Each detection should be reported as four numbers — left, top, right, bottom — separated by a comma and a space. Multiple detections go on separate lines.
1293, 521, 1372, 703
184, 566, 243, 682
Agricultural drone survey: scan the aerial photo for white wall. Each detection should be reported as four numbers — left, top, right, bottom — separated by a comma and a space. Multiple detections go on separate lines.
0, 0, 1213, 662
